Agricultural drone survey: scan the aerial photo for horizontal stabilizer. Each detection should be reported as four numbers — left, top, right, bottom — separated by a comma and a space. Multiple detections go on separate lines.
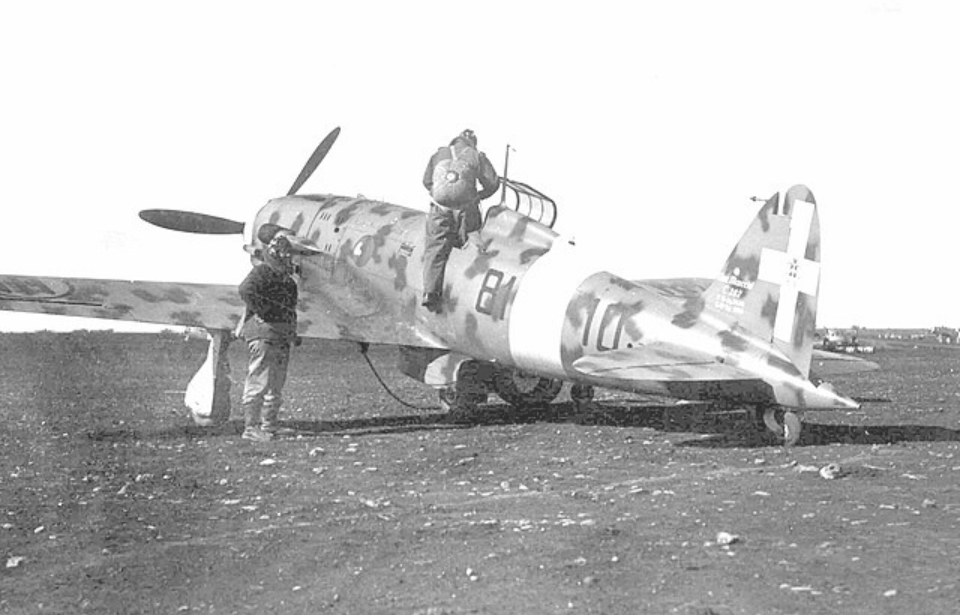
572, 346, 757, 382
810, 349, 880, 377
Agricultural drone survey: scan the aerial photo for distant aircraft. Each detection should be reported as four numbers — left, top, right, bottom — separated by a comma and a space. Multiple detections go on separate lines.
0, 127, 875, 445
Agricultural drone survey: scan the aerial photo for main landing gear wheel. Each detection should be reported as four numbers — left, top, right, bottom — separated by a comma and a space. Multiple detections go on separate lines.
438, 362, 489, 423
492, 368, 563, 409
760, 407, 802, 447
439, 385, 486, 423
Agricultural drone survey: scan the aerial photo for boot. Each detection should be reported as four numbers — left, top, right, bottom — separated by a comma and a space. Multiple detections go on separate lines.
242, 401, 272, 441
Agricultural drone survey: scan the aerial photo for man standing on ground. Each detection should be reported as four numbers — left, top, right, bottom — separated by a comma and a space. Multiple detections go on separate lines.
238, 224, 299, 442
421, 129, 499, 313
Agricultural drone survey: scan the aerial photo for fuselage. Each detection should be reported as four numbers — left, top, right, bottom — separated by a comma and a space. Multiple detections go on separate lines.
249, 195, 793, 404
247, 193, 858, 410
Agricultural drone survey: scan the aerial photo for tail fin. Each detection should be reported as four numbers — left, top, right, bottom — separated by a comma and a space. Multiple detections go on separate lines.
701, 185, 821, 376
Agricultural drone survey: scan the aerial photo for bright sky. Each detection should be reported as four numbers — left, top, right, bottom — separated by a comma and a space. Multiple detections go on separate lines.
1, 0, 956, 331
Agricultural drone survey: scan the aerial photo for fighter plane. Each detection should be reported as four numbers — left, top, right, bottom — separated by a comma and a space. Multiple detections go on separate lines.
0, 127, 875, 446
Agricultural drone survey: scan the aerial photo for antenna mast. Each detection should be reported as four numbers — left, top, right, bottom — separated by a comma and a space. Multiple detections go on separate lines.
500, 144, 514, 203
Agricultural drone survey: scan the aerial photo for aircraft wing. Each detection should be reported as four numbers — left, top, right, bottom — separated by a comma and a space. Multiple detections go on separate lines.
0, 273, 419, 343
0, 274, 245, 330
810, 349, 881, 377
572, 346, 757, 382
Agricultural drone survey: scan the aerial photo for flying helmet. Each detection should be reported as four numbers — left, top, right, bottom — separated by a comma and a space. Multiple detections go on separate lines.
455, 129, 477, 147
256, 223, 294, 271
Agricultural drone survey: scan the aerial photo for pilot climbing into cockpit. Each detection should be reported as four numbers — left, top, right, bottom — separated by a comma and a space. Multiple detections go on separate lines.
421, 129, 499, 313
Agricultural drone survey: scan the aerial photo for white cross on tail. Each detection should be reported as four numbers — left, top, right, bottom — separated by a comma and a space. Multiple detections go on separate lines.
757, 200, 820, 342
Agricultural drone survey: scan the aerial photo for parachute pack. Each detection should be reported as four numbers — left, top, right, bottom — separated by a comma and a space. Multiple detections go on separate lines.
430, 146, 477, 207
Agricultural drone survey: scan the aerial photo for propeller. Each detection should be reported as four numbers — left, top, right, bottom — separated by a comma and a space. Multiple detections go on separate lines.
139, 209, 245, 235
139, 126, 341, 236
287, 126, 341, 196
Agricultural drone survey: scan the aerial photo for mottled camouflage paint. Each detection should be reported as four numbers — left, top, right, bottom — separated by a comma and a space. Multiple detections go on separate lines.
0, 185, 855, 410
558, 271, 724, 382
488, 186, 847, 409
0, 276, 244, 330
247, 196, 565, 354
544, 186, 839, 408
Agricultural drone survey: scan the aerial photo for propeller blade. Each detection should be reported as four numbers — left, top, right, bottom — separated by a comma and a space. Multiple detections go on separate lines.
139, 209, 245, 235
287, 126, 341, 196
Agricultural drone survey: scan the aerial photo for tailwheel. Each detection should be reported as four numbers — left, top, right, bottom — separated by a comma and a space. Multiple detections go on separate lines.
759, 406, 803, 447
492, 367, 563, 409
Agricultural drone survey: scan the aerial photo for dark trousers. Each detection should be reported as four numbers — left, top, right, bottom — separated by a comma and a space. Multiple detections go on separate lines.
422, 202, 480, 298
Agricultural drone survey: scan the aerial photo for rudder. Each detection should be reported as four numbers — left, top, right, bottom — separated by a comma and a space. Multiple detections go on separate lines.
701, 185, 821, 376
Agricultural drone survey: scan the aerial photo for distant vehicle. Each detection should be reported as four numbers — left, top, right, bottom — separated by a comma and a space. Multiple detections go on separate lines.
931, 326, 959, 344
816, 329, 875, 354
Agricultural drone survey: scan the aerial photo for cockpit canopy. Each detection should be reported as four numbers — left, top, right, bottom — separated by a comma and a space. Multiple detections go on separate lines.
495, 178, 557, 228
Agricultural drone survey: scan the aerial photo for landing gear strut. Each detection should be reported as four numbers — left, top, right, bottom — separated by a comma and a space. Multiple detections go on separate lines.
758, 406, 802, 447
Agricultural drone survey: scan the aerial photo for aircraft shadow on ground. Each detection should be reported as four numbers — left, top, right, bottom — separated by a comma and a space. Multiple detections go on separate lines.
87, 412, 468, 443
88, 400, 960, 448
568, 401, 960, 448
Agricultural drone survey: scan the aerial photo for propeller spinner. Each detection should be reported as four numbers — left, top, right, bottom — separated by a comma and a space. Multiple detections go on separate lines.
138, 126, 342, 235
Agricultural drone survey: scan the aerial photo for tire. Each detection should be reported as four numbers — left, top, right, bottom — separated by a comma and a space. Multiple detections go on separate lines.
492, 368, 563, 408
760, 407, 803, 447
438, 361, 489, 421
781, 411, 802, 447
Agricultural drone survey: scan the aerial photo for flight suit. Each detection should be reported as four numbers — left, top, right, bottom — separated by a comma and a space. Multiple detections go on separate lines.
238, 263, 298, 434
421, 138, 499, 309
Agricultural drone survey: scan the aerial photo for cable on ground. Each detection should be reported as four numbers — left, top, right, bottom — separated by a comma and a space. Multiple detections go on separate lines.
357, 342, 440, 411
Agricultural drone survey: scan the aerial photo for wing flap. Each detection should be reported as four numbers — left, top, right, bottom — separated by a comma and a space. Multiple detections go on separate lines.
572, 346, 756, 382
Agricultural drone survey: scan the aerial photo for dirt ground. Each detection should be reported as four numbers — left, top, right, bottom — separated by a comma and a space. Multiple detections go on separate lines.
1, 332, 959, 615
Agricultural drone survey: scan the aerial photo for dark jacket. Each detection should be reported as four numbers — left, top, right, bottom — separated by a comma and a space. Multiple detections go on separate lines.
422, 138, 499, 204
238, 264, 298, 342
